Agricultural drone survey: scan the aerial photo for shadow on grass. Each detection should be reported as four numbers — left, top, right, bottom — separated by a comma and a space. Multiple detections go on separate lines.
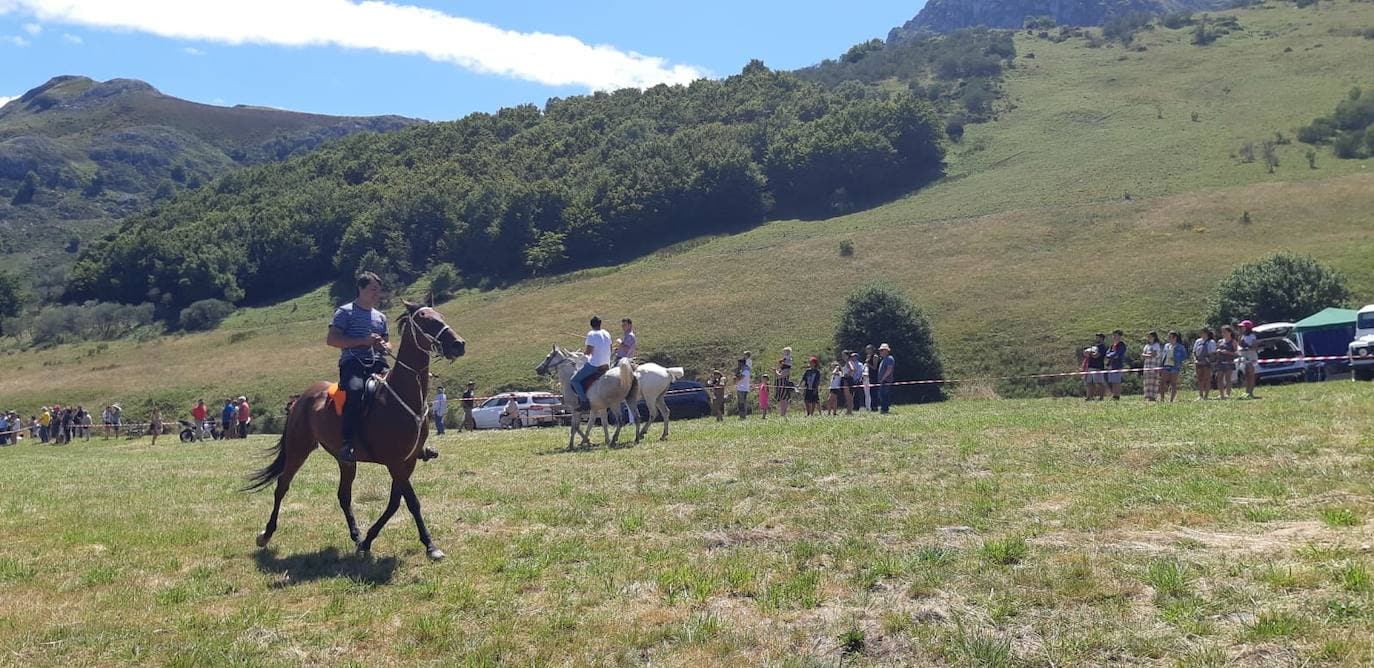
533, 439, 638, 456
254, 546, 399, 587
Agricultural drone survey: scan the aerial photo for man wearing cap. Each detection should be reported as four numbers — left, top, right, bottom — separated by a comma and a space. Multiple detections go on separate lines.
846, 351, 864, 415
877, 343, 895, 414
461, 382, 477, 431
1238, 320, 1260, 399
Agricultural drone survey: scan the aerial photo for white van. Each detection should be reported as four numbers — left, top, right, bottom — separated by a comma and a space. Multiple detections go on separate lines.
1349, 304, 1374, 381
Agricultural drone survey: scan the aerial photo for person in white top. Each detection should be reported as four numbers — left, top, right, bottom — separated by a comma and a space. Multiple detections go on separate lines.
571, 316, 614, 410
734, 357, 752, 419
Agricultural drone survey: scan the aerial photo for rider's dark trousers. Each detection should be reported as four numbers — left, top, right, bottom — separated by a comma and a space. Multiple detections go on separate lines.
340, 357, 387, 445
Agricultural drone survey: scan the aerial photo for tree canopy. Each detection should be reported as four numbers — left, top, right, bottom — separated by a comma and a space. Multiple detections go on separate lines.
834, 282, 946, 404
1208, 252, 1351, 327
66, 62, 951, 314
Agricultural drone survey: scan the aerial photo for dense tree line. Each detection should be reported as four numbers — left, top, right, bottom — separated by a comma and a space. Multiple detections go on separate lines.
66, 62, 948, 314
795, 29, 1015, 120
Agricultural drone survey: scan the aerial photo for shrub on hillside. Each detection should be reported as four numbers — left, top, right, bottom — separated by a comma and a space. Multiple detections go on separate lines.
178, 298, 236, 331
1207, 252, 1351, 327
427, 263, 461, 302
834, 283, 945, 404
22, 301, 157, 346
0, 270, 25, 335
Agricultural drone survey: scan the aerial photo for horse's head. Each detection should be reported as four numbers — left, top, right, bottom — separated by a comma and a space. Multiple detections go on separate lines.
535, 344, 568, 377
401, 301, 465, 360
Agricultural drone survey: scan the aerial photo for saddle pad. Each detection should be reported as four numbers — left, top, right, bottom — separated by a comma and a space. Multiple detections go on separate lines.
326, 383, 346, 416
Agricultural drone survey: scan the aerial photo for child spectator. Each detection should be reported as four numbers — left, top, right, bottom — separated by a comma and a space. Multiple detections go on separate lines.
827, 361, 843, 415
758, 374, 770, 420
707, 370, 727, 421
1215, 325, 1237, 399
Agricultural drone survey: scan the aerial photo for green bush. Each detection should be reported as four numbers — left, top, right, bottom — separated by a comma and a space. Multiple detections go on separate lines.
834, 282, 945, 404
178, 298, 236, 331
1208, 252, 1351, 327
427, 263, 461, 302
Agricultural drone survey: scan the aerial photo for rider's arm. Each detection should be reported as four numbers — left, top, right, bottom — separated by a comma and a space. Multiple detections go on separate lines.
326, 326, 382, 350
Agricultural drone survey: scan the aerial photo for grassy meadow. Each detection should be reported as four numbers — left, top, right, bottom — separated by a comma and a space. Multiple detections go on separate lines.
4, 2, 1374, 415
1, 382, 1372, 665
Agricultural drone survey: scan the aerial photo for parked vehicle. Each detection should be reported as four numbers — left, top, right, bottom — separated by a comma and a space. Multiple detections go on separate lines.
471, 392, 565, 429
1248, 323, 1323, 383
616, 380, 713, 423
1350, 305, 1374, 381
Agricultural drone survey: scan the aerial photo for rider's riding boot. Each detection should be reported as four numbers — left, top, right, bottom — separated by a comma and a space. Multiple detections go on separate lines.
339, 439, 356, 463
576, 394, 590, 411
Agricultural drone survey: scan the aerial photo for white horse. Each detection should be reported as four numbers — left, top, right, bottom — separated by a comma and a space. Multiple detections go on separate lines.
629, 362, 685, 442
535, 345, 634, 450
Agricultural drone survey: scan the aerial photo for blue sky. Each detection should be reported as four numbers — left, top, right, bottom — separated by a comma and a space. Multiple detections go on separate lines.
0, 1, 925, 121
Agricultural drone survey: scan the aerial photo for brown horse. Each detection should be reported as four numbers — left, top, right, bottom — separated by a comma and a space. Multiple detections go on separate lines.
246, 301, 465, 561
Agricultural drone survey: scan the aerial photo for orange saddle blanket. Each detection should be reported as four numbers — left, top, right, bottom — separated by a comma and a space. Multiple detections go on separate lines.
326, 383, 346, 416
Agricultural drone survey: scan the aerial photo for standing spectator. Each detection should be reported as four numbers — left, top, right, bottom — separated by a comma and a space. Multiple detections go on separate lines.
801, 356, 822, 416
877, 343, 895, 414
1105, 330, 1128, 401
847, 352, 865, 414
75, 406, 89, 440
191, 399, 208, 440
38, 407, 51, 443
500, 394, 521, 429
865, 344, 881, 411
776, 347, 794, 418
1160, 331, 1186, 402
236, 396, 252, 438
707, 370, 727, 421
60, 407, 74, 444
758, 374, 771, 420
1141, 331, 1163, 402
1192, 328, 1216, 400
733, 358, 751, 420
0, 412, 9, 446
432, 386, 447, 435
149, 407, 163, 446
110, 404, 122, 438
28, 415, 39, 441
461, 382, 477, 431
827, 360, 843, 415
221, 399, 236, 438
1238, 320, 1260, 400
1214, 325, 1238, 399
1083, 334, 1107, 400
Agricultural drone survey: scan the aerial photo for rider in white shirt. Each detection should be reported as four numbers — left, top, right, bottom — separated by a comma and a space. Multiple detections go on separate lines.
571, 316, 613, 410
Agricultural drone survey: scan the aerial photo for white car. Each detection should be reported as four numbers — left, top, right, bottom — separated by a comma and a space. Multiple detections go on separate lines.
470, 392, 565, 429
1349, 304, 1374, 381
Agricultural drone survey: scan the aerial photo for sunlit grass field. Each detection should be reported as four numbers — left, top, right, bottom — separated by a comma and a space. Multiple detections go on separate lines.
2, 381, 1371, 665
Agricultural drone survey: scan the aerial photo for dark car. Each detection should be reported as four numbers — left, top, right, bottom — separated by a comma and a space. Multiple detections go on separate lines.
615, 380, 712, 423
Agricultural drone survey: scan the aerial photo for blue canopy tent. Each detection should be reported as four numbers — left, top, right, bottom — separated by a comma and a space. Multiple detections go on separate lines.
1294, 307, 1358, 370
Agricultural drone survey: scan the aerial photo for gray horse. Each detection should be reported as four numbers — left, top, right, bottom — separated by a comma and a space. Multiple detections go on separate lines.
535, 345, 634, 450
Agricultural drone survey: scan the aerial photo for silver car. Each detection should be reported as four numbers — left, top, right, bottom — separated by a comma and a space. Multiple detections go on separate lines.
470, 392, 564, 429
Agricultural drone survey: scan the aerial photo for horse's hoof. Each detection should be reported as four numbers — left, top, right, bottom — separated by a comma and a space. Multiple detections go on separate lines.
426, 547, 446, 562
356, 542, 370, 555
255, 531, 270, 548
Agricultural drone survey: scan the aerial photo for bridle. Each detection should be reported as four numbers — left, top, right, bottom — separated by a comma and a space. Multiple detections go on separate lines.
377, 310, 457, 460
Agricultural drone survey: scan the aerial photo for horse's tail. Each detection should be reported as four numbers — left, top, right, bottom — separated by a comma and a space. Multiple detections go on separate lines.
243, 430, 288, 492
667, 367, 685, 382
617, 358, 634, 396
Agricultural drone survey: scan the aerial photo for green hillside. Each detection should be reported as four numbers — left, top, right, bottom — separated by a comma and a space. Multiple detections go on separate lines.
2, 1, 1374, 415
0, 75, 418, 285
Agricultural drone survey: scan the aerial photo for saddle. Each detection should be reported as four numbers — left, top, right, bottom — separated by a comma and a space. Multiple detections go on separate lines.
580, 364, 610, 391
326, 376, 383, 416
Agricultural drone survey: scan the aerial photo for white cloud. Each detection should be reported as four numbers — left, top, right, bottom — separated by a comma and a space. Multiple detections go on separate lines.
3, 0, 709, 90
22, 22, 40, 35
1, 35, 30, 46
182, 46, 204, 56
61, 32, 81, 44
0, 95, 16, 108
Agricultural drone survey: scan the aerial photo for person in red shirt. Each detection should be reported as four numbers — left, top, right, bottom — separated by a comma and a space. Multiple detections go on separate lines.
190, 399, 208, 441
236, 396, 251, 438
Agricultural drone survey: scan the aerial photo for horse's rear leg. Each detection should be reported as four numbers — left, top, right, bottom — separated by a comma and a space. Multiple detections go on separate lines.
337, 461, 361, 544
357, 480, 402, 554
658, 397, 671, 441
399, 481, 444, 561
256, 445, 311, 548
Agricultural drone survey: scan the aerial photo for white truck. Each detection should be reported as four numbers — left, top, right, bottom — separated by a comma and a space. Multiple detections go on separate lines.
1350, 304, 1374, 381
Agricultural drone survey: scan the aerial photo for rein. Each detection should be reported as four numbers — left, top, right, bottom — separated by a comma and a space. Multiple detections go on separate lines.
376, 313, 450, 460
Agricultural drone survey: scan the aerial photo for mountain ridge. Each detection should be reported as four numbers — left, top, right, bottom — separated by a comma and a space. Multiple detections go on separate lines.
889, 0, 1229, 38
